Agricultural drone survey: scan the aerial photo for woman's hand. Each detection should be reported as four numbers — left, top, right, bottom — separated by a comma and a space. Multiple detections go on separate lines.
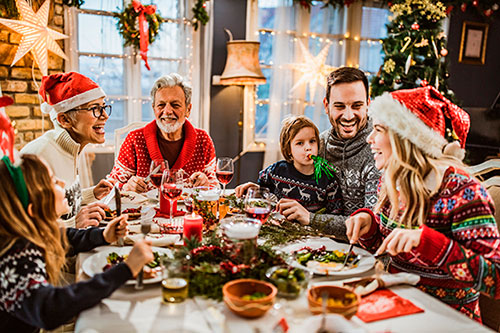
93, 179, 114, 200
123, 176, 148, 193
234, 182, 259, 198
277, 198, 310, 225
345, 212, 373, 244
376, 228, 423, 256
103, 214, 128, 244
125, 239, 154, 277
75, 202, 108, 228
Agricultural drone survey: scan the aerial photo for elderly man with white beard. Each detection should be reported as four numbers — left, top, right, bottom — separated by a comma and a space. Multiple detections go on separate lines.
108, 73, 217, 192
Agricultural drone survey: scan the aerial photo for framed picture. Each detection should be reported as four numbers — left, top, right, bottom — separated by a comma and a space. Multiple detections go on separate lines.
459, 21, 489, 65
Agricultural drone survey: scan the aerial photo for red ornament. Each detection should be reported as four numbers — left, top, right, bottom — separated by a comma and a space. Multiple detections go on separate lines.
440, 49, 448, 57
388, 1, 392, 6
446, 6, 453, 15
379, 79, 385, 85
0, 96, 15, 162
344, 0, 354, 7
472, 0, 478, 7
461, 3, 467, 12
485, 9, 493, 17
420, 80, 428, 87
411, 23, 420, 30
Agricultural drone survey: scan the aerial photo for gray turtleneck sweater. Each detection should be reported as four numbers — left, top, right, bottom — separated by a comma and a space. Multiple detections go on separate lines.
310, 119, 381, 240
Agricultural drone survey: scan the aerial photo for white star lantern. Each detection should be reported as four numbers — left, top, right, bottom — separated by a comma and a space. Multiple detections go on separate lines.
289, 40, 336, 99
0, 0, 68, 76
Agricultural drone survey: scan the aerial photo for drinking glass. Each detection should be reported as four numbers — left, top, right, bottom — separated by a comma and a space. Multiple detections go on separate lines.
221, 216, 261, 264
216, 157, 234, 197
244, 188, 272, 224
149, 159, 169, 198
161, 255, 189, 303
161, 169, 184, 225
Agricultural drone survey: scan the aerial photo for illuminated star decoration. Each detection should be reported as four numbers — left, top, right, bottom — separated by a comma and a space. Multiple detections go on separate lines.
289, 40, 336, 99
0, 0, 68, 76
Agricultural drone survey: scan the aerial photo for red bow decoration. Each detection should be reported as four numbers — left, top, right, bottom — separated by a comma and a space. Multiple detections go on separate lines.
132, 0, 156, 71
0, 95, 15, 161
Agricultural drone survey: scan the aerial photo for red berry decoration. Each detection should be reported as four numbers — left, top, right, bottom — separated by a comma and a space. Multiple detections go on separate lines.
440, 48, 448, 57
472, 0, 478, 7
485, 9, 493, 17
446, 6, 453, 15
379, 79, 385, 85
411, 23, 420, 30
420, 79, 428, 87
461, 3, 467, 12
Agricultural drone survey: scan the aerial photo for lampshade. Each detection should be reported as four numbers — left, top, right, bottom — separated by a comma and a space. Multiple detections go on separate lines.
220, 40, 266, 86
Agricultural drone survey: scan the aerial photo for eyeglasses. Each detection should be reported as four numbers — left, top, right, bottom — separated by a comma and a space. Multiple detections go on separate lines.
74, 104, 112, 118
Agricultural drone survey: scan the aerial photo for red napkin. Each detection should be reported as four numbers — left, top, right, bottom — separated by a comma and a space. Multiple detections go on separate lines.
356, 289, 424, 323
154, 207, 185, 218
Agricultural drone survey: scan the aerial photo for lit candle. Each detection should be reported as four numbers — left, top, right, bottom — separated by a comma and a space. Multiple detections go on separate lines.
183, 212, 203, 242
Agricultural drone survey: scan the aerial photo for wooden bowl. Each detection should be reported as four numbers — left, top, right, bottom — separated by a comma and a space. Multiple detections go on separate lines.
307, 285, 360, 319
222, 279, 277, 318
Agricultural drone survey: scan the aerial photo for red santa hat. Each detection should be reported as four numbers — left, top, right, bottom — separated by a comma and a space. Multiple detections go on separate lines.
39, 72, 105, 121
368, 86, 470, 159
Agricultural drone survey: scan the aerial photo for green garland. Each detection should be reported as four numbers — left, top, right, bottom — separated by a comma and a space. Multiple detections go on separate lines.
116, 2, 162, 49
192, 0, 210, 31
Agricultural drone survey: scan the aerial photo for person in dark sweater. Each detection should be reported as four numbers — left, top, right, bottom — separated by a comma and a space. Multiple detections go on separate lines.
0, 154, 154, 333
235, 115, 343, 218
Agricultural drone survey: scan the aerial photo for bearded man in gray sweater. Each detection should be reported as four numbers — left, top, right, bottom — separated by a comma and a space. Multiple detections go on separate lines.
277, 67, 380, 240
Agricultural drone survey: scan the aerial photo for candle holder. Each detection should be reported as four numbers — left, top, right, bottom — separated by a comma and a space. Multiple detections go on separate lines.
191, 186, 221, 229
220, 216, 261, 264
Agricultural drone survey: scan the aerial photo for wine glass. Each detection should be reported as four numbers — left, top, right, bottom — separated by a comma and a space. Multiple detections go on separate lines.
244, 188, 272, 224
216, 157, 234, 197
161, 169, 184, 225
149, 159, 169, 198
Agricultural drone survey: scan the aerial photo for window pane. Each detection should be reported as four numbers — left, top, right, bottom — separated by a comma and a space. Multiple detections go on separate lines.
142, 101, 154, 122
359, 40, 383, 73
255, 103, 269, 139
150, 23, 187, 58
310, 4, 344, 35
258, 0, 296, 31
140, 60, 184, 96
105, 99, 126, 141
79, 56, 125, 96
361, 7, 389, 39
156, 0, 180, 19
78, 13, 123, 55
304, 105, 330, 133
256, 68, 272, 100
80, 0, 122, 12
259, 33, 274, 65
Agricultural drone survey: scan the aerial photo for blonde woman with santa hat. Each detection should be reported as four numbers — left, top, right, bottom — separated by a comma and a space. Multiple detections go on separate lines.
21, 72, 114, 229
346, 86, 500, 321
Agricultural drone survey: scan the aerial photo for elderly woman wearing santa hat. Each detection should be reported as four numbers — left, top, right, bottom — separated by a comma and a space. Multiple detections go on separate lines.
346, 86, 500, 321
21, 72, 114, 228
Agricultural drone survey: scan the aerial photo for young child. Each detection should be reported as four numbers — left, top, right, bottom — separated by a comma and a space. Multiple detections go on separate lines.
0, 154, 154, 333
346, 86, 500, 321
236, 115, 343, 219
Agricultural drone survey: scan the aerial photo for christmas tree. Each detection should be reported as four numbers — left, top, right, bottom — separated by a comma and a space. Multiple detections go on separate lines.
370, 0, 457, 102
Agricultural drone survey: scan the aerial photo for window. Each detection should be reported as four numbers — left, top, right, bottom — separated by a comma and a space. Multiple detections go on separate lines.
66, 0, 194, 143
244, 0, 389, 151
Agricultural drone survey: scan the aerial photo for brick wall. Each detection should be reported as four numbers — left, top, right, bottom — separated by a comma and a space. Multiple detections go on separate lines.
0, 0, 65, 149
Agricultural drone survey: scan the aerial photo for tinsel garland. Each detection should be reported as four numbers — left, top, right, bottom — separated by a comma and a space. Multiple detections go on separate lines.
116, 1, 162, 50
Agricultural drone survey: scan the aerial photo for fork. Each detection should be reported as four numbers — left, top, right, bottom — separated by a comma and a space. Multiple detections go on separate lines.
135, 218, 152, 290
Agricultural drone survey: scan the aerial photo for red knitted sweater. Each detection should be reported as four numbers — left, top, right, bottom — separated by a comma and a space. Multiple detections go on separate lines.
357, 167, 500, 322
108, 120, 217, 187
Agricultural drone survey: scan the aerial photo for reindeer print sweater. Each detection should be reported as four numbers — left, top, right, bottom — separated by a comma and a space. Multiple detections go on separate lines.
258, 160, 343, 214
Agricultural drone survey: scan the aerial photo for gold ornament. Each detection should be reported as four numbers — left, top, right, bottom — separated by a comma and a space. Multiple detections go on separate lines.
415, 38, 429, 47
401, 36, 412, 53
383, 58, 396, 73
0, 0, 68, 76
288, 40, 336, 99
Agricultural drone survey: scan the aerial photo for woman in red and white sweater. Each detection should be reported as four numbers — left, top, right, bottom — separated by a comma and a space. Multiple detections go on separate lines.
347, 86, 500, 322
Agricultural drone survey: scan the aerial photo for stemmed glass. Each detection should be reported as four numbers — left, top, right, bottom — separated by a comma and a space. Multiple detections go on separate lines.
149, 159, 169, 199
244, 188, 272, 224
161, 169, 184, 225
216, 157, 234, 197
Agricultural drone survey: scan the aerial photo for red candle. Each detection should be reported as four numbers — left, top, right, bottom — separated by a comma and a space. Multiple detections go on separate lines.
183, 213, 203, 243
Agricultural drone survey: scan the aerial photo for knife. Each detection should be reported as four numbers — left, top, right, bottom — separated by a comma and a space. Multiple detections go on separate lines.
114, 184, 124, 246
341, 243, 354, 269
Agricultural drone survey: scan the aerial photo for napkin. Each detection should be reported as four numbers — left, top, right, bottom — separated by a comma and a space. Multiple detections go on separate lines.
120, 191, 149, 204
124, 233, 181, 247
356, 289, 424, 322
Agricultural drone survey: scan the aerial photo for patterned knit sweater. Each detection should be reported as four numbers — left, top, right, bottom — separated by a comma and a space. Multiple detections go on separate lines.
0, 228, 132, 332
313, 120, 381, 239
108, 120, 217, 187
358, 167, 500, 321
258, 160, 343, 214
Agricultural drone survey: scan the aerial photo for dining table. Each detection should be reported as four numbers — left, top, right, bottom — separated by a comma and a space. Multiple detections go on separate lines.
74, 190, 494, 333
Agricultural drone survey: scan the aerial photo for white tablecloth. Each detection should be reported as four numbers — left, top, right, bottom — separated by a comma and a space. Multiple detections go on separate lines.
75, 246, 493, 333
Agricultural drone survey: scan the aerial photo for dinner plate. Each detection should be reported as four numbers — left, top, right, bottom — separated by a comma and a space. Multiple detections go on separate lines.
280, 238, 375, 276
82, 246, 171, 285
100, 206, 156, 226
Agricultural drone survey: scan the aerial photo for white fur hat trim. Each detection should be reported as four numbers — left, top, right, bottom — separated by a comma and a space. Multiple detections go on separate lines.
368, 92, 448, 158
40, 87, 105, 115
